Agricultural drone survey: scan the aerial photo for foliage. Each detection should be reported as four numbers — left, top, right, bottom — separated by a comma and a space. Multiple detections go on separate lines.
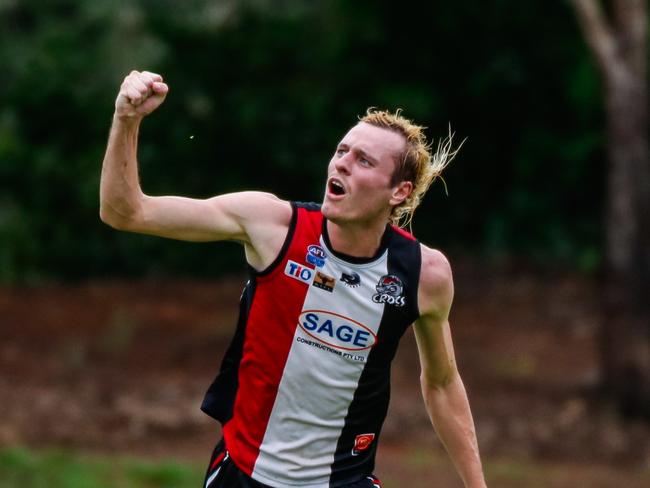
0, 0, 606, 282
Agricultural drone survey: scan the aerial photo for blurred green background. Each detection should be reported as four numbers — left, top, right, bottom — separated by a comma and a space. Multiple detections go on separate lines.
0, 0, 606, 283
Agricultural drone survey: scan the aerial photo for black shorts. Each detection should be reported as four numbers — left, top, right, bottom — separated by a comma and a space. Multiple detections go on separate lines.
204, 439, 382, 488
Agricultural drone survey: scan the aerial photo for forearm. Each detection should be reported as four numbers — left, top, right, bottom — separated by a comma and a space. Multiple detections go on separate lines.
422, 371, 486, 488
99, 115, 145, 226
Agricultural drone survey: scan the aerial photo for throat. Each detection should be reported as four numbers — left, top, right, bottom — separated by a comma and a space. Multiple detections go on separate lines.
325, 219, 389, 260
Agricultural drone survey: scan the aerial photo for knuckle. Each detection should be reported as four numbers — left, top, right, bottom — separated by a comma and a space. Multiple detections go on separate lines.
143, 71, 162, 83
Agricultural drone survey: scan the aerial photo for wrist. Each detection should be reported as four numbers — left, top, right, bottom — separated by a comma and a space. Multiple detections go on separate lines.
113, 112, 143, 128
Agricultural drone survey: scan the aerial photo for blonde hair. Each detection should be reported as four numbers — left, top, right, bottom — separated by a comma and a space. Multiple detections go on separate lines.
359, 108, 462, 229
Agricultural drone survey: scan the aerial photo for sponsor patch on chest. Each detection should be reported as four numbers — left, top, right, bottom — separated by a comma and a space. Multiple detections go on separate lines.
284, 260, 314, 284
312, 271, 336, 292
298, 310, 377, 351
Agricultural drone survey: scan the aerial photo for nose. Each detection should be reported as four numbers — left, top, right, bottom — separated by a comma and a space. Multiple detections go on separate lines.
334, 152, 352, 175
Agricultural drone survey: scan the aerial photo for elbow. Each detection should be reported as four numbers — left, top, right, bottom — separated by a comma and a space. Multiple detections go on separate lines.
420, 369, 461, 411
99, 205, 113, 225
99, 207, 116, 229
99, 206, 124, 230
99, 203, 138, 231
99, 189, 147, 230
420, 365, 458, 393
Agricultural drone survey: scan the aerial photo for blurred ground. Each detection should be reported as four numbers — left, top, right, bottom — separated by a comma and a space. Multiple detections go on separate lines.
1, 262, 649, 486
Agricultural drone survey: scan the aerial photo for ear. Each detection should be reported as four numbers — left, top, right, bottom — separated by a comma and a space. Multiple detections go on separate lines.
389, 180, 413, 207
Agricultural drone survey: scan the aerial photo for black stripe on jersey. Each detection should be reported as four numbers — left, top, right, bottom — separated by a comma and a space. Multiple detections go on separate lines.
329, 229, 421, 486
201, 278, 257, 424
292, 201, 322, 212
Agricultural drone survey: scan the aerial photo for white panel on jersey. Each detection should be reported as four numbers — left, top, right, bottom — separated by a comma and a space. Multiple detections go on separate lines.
251, 240, 389, 487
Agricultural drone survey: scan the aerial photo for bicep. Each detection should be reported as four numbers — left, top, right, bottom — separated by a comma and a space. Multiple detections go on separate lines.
131, 191, 288, 242
413, 315, 458, 388
415, 245, 457, 386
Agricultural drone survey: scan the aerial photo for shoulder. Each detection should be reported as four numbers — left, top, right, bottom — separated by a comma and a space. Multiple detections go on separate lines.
417, 244, 454, 319
224, 190, 289, 209
225, 192, 293, 270
217, 191, 293, 224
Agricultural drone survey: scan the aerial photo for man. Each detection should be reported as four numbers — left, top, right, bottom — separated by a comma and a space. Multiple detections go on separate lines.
100, 70, 487, 488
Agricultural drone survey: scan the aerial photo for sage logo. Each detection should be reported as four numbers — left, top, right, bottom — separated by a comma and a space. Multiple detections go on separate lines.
298, 310, 377, 351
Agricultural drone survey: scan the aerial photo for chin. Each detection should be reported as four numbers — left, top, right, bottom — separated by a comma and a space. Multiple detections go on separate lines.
321, 201, 336, 219
321, 200, 347, 223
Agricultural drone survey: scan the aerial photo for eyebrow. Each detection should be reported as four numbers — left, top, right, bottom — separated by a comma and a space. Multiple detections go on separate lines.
337, 142, 380, 166
357, 149, 378, 165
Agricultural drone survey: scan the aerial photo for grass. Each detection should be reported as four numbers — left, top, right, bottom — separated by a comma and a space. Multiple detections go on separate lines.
484, 457, 650, 488
0, 447, 204, 488
376, 444, 650, 488
2, 445, 650, 488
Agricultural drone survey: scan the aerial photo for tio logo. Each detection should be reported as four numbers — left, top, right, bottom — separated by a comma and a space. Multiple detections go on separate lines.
284, 260, 313, 284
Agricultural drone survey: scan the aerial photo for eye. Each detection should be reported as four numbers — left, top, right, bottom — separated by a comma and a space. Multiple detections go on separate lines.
335, 147, 347, 156
359, 157, 371, 167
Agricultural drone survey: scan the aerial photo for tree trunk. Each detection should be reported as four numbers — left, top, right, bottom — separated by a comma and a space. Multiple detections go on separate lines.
570, 0, 650, 419
601, 74, 650, 418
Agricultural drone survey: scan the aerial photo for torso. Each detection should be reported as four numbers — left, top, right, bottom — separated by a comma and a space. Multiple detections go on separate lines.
202, 202, 422, 487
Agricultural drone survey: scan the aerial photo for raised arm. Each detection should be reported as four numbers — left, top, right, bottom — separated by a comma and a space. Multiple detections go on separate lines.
99, 70, 292, 270
414, 246, 487, 488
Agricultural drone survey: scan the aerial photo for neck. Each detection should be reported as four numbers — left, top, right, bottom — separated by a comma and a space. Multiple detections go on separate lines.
326, 218, 389, 259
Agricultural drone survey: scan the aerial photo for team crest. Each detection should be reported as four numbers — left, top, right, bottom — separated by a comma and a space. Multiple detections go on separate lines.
306, 244, 327, 267
372, 274, 406, 307
313, 271, 335, 292
340, 271, 361, 287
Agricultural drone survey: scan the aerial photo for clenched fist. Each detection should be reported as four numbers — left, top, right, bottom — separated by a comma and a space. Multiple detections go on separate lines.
115, 70, 169, 119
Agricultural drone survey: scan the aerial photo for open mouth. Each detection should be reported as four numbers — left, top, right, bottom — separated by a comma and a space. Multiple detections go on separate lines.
328, 178, 346, 196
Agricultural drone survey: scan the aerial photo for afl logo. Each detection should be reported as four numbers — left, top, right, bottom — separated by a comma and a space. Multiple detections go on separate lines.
306, 244, 327, 267
299, 310, 377, 351
372, 274, 406, 307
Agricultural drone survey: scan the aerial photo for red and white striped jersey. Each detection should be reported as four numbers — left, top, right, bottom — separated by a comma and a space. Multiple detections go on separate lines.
202, 202, 421, 487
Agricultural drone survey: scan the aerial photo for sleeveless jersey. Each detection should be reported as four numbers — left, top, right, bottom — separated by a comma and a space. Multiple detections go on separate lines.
201, 202, 422, 487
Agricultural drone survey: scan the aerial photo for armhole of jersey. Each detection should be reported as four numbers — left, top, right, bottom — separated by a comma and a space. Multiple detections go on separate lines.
412, 242, 423, 322
389, 226, 423, 324
250, 202, 298, 277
